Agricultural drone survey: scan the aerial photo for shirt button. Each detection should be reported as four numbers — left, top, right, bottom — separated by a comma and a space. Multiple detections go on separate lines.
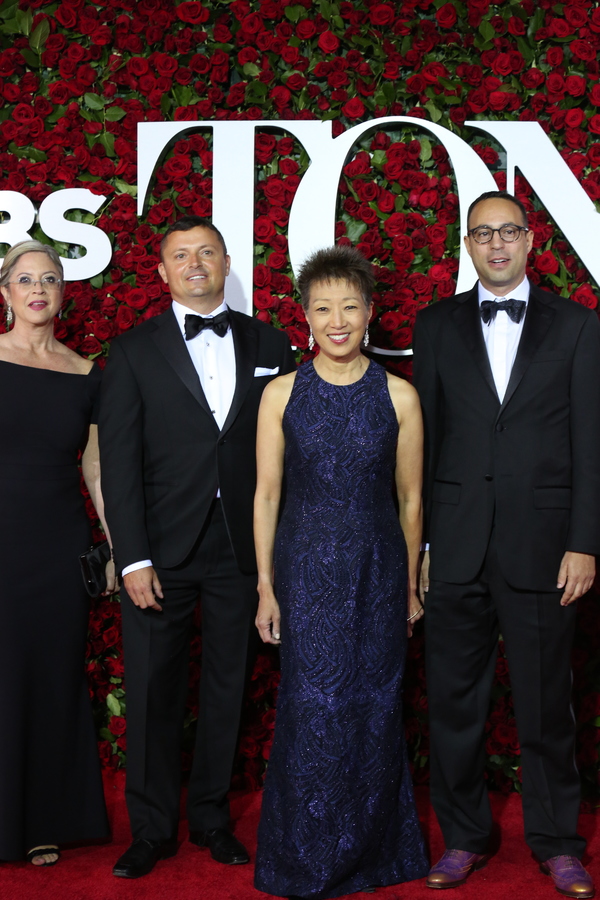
485, 474, 493, 481
495, 423, 504, 432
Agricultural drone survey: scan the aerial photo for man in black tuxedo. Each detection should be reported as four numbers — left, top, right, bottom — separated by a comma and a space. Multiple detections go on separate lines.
99, 216, 295, 878
413, 191, 600, 897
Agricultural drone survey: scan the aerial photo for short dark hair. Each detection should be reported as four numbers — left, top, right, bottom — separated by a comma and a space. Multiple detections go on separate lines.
160, 216, 228, 260
466, 190, 529, 231
296, 244, 374, 310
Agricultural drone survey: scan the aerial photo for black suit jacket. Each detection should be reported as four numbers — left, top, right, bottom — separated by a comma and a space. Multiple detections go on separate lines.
99, 307, 296, 575
413, 283, 600, 590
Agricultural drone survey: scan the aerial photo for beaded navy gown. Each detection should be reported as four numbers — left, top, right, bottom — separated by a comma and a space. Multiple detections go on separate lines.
0, 361, 109, 860
255, 360, 428, 899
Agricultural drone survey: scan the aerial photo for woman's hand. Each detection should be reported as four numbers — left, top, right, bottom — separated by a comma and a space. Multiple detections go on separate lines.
256, 586, 281, 645
407, 588, 424, 638
102, 556, 118, 596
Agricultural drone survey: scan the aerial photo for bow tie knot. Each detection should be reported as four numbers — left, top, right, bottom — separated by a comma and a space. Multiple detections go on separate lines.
185, 310, 230, 340
480, 298, 526, 325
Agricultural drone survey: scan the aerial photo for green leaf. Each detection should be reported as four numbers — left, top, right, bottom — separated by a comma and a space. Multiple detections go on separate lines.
242, 62, 260, 78
29, 16, 49, 53
0, 17, 20, 34
344, 217, 368, 243
99, 132, 115, 156
0, 0, 19, 21
84, 92, 105, 110
7, 142, 46, 161
371, 149, 387, 168
160, 92, 171, 116
420, 137, 432, 162
106, 693, 121, 716
527, 7, 545, 39
20, 48, 40, 68
284, 5, 306, 23
47, 104, 67, 124
104, 106, 126, 122
245, 79, 267, 103
424, 101, 442, 123
115, 179, 138, 196
478, 19, 495, 43
15, 4, 32, 34
515, 36, 534, 62
90, 274, 104, 289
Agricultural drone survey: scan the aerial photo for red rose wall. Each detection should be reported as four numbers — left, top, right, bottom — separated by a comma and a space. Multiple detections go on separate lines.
1, 0, 600, 802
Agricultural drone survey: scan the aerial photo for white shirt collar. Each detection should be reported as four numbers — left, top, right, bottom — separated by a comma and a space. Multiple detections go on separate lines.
171, 299, 229, 338
477, 276, 530, 305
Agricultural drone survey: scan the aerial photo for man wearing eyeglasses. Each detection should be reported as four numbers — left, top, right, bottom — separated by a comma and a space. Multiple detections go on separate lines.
413, 190, 600, 897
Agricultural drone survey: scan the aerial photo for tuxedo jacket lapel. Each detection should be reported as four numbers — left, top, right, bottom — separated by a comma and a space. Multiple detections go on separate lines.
221, 310, 258, 435
451, 287, 499, 402
500, 286, 555, 413
151, 309, 215, 423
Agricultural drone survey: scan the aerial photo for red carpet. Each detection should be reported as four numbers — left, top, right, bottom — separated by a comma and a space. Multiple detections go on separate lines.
1, 770, 598, 900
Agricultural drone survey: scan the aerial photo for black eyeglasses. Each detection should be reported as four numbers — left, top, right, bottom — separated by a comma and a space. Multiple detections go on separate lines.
468, 224, 529, 244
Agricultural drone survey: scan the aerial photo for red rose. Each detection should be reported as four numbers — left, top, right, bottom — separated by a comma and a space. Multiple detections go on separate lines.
266, 251, 287, 270
589, 116, 600, 136
571, 285, 598, 309
109, 716, 127, 736
269, 85, 291, 112
317, 30, 340, 54
55, 3, 77, 28
436, 3, 457, 28
254, 216, 276, 243
296, 19, 317, 40
369, 4, 395, 26
79, 336, 102, 356
284, 325, 309, 349
570, 40, 596, 62
341, 97, 365, 119
545, 47, 563, 66
589, 85, 600, 106
116, 306, 136, 330
534, 251, 559, 275
565, 75, 586, 98
384, 213, 407, 237
507, 15, 525, 36
176, 2, 209, 24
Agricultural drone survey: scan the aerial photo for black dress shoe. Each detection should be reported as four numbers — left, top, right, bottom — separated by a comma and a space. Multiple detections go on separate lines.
189, 828, 250, 865
113, 838, 178, 878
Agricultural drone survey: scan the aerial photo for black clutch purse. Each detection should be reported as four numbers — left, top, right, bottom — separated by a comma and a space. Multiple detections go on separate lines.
79, 540, 112, 598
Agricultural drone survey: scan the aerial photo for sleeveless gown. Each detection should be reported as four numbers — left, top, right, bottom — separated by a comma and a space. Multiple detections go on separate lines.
255, 360, 428, 899
0, 361, 109, 860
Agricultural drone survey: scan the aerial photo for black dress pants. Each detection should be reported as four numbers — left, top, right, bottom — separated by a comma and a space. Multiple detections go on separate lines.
121, 500, 258, 842
425, 532, 584, 862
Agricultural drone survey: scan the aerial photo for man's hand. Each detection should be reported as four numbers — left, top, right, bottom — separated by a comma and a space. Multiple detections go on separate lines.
557, 551, 595, 606
419, 549, 430, 599
123, 566, 164, 611
255, 587, 281, 645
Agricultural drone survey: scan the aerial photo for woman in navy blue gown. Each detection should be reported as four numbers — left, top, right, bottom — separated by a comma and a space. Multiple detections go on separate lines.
253, 246, 428, 899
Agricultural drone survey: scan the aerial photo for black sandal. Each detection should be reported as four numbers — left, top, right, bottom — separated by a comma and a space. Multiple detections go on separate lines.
26, 846, 61, 866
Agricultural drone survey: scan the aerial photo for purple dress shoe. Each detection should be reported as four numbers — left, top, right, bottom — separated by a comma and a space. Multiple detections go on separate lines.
427, 849, 490, 889
539, 855, 594, 898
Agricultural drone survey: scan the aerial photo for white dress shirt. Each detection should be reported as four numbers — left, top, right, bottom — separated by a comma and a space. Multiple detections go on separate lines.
478, 277, 529, 402
122, 300, 236, 577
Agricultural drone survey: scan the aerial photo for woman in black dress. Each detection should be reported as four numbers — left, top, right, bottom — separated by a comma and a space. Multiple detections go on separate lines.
0, 240, 113, 866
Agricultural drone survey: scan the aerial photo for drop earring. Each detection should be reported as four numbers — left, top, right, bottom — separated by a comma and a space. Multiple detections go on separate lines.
363, 326, 369, 347
308, 327, 315, 351
5, 303, 13, 327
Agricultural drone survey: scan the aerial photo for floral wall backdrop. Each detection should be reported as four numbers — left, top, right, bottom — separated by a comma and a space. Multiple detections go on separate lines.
1, 0, 600, 801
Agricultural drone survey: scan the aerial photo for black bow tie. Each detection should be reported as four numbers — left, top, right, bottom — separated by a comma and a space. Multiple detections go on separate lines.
480, 298, 526, 325
184, 311, 230, 340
